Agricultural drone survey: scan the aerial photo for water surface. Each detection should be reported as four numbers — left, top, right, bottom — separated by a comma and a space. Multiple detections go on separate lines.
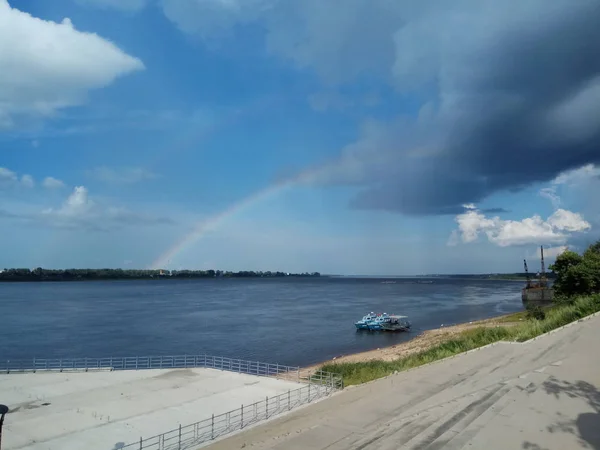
0, 277, 524, 366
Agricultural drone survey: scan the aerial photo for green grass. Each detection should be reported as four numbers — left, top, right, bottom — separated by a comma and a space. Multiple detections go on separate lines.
494, 310, 528, 323
321, 294, 600, 387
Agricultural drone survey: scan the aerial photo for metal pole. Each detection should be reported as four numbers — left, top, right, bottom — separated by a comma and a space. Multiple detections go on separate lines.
288, 390, 291, 411
241, 404, 244, 429
0, 405, 9, 450
178, 424, 181, 449
211, 414, 214, 440
139, 436, 142, 450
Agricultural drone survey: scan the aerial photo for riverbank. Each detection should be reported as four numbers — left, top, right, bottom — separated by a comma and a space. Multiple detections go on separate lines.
317, 294, 600, 386
304, 310, 526, 372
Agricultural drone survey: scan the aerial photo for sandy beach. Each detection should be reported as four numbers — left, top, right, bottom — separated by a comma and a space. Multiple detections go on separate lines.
305, 312, 524, 371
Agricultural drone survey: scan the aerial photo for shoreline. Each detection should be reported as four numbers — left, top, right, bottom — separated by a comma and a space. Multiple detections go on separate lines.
304, 311, 525, 372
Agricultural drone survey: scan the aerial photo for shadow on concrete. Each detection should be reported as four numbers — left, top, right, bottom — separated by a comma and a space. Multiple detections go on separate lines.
112, 443, 125, 449
534, 376, 600, 449
522, 442, 550, 450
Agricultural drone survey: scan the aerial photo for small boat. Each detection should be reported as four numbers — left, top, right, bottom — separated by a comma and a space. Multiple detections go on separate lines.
380, 315, 411, 332
355, 312, 378, 330
366, 313, 390, 331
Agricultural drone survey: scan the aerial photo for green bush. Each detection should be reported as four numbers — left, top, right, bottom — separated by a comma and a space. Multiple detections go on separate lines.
526, 304, 546, 320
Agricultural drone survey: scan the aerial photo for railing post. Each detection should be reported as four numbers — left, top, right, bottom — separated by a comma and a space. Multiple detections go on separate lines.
178, 424, 182, 450
266, 396, 269, 419
308, 383, 311, 402
241, 404, 244, 429
211, 414, 214, 440
288, 390, 291, 411
139, 436, 142, 450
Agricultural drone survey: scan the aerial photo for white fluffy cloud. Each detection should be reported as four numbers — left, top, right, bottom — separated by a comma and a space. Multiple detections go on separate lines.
538, 164, 600, 210
38, 186, 174, 230
42, 176, 66, 189
44, 186, 92, 218
449, 205, 590, 248
551, 163, 600, 187
0, 0, 144, 126
0, 183, 173, 230
86, 166, 159, 185
528, 245, 568, 261
0, 167, 34, 188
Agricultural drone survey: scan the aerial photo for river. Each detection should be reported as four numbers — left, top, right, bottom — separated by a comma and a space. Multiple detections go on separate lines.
0, 277, 524, 366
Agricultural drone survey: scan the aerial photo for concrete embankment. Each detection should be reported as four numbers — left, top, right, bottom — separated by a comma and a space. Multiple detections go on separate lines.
0, 368, 307, 450
206, 313, 600, 450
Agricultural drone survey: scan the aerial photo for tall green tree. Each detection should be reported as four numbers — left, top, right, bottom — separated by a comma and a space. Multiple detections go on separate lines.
550, 241, 600, 296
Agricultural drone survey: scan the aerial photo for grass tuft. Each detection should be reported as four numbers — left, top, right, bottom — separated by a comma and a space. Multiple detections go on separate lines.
321, 294, 600, 386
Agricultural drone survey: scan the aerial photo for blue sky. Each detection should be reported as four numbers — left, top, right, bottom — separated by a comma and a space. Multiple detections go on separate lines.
1, 0, 599, 274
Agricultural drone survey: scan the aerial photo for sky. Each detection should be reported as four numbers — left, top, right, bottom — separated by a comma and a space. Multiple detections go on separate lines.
1, 0, 600, 275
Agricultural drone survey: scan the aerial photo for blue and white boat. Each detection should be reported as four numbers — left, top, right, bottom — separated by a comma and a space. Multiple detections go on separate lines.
355, 312, 411, 332
366, 313, 390, 331
355, 312, 378, 330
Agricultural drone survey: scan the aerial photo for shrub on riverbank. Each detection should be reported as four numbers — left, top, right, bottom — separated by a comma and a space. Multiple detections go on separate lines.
321, 294, 600, 386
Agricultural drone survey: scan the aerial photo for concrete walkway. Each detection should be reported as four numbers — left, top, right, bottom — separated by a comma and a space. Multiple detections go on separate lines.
207, 315, 600, 450
0, 368, 305, 450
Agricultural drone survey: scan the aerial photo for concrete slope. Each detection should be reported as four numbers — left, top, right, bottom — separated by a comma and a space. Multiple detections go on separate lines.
206, 315, 600, 450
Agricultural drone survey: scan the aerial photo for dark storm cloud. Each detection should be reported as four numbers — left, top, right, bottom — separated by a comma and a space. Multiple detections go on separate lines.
323, 1, 600, 215
165, 0, 600, 216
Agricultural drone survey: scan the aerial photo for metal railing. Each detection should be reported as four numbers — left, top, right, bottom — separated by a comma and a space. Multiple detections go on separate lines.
1, 354, 343, 449
1, 354, 301, 379
121, 369, 342, 450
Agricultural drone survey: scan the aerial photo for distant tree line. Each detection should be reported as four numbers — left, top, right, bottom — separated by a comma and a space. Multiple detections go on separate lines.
420, 273, 557, 280
0, 267, 322, 282
550, 240, 600, 297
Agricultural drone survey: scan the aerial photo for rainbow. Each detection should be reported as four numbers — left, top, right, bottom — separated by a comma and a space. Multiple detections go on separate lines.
149, 165, 331, 269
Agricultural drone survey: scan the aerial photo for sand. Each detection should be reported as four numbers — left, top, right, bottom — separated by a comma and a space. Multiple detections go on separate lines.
305, 313, 524, 371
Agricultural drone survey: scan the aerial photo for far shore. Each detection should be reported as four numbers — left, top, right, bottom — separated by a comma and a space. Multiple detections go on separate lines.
304, 311, 525, 372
